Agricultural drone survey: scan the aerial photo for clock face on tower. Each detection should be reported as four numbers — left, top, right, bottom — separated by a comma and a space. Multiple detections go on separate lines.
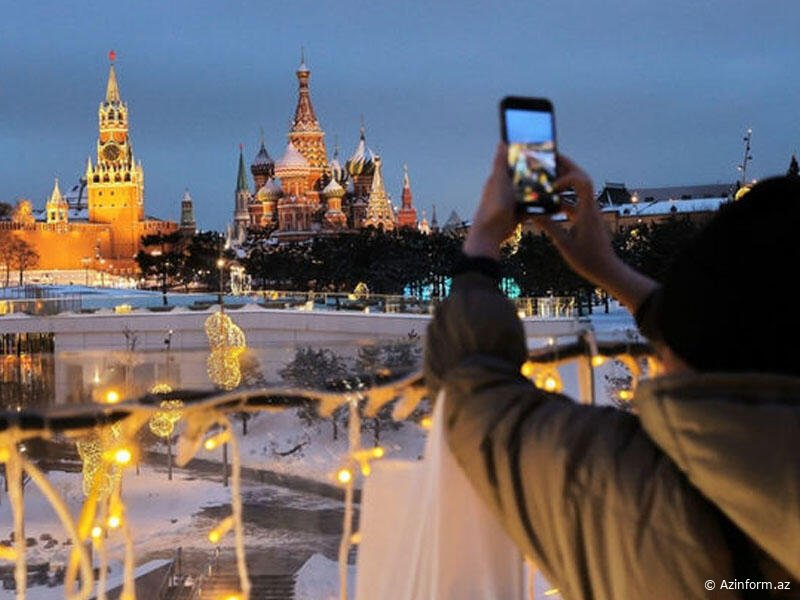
103, 143, 120, 162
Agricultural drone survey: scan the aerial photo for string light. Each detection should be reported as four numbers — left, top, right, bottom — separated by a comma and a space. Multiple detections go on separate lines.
337, 468, 352, 484
520, 360, 536, 378
111, 448, 132, 465
618, 389, 634, 402
0, 333, 653, 600
534, 368, 563, 393
207, 516, 234, 544
204, 429, 231, 451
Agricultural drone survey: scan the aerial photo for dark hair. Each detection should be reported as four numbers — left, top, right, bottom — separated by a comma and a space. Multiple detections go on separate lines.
653, 176, 800, 375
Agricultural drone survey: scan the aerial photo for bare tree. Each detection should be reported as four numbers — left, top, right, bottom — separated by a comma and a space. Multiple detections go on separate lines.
9, 238, 39, 286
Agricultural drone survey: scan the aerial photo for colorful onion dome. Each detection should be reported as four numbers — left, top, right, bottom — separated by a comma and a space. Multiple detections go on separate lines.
250, 140, 274, 178
322, 176, 345, 198
345, 126, 375, 177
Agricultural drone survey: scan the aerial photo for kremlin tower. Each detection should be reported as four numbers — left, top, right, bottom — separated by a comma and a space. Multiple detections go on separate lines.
396, 164, 418, 229
86, 51, 147, 260
45, 178, 69, 225
5, 52, 178, 275
233, 146, 252, 242
180, 189, 197, 236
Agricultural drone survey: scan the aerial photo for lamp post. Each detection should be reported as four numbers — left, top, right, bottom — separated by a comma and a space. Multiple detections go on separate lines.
216, 257, 225, 307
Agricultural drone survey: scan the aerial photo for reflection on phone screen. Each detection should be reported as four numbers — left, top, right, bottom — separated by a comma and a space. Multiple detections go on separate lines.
505, 109, 558, 211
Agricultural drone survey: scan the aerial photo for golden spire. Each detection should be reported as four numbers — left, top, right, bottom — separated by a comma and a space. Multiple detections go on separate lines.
105, 50, 121, 103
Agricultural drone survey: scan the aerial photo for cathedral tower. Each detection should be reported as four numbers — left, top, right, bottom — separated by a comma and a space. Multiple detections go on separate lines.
396, 164, 418, 229
363, 156, 395, 230
86, 51, 145, 259
288, 51, 328, 195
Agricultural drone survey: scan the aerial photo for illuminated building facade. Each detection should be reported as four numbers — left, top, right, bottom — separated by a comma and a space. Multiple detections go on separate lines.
1, 53, 178, 275
239, 56, 420, 242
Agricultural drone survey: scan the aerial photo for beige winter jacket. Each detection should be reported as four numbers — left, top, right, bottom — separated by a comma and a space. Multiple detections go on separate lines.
424, 272, 799, 599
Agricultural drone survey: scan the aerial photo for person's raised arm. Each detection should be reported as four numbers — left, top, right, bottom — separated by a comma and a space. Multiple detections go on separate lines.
464, 146, 658, 313
533, 154, 657, 313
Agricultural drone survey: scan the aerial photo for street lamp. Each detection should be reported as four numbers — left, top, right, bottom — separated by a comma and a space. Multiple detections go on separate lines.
216, 257, 225, 306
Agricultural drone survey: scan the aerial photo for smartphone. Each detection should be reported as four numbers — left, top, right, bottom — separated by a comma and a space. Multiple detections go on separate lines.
500, 96, 560, 214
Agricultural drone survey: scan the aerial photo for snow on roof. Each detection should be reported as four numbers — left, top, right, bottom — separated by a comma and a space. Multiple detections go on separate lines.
275, 141, 310, 171
617, 197, 728, 216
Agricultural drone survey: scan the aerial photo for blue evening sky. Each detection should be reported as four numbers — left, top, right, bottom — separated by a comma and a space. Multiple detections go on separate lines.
1, 1, 798, 230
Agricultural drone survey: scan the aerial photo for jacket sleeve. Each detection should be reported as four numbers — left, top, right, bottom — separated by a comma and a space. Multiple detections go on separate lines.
424, 273, 734, 599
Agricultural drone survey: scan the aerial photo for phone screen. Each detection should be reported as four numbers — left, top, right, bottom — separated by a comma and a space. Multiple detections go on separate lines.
504, 108, 559, 213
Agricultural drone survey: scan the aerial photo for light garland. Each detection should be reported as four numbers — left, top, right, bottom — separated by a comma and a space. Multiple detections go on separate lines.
0, 335, 653, 600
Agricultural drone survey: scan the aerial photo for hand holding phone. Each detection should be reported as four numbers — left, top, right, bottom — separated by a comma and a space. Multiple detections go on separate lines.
500, 96, 560, 215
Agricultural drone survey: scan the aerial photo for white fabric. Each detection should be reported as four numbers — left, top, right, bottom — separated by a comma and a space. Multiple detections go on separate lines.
354, 393, 525, 600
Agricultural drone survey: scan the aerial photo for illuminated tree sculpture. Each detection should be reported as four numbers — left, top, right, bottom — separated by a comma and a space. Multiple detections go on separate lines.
204, 311, 247, 390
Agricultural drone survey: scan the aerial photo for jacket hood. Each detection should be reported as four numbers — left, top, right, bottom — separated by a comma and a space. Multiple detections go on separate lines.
636, 373, 800, 579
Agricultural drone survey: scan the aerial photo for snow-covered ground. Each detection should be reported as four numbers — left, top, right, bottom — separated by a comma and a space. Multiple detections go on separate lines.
0, 299, 638, 598
215, 409, 427, 485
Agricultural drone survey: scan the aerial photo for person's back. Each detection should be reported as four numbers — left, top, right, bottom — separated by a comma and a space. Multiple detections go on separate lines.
424, 149, 800, 598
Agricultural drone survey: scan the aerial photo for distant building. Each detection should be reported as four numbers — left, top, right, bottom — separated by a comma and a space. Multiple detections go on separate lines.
238, 56, 420, 242
396, 165, 418, 229
180, 189, 197, 236
1, 55, 178, 274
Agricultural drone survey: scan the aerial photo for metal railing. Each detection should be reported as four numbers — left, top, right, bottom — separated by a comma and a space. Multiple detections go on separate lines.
0, 287, 581, 319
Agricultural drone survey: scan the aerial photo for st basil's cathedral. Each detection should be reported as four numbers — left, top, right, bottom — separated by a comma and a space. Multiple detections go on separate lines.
232, 56, 422, 243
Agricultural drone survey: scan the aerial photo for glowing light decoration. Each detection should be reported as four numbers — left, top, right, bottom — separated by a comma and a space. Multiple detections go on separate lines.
148, 386, 184, 439
76, 423, 124, 498
532, 368, 563, 393
204, 311, 247, 390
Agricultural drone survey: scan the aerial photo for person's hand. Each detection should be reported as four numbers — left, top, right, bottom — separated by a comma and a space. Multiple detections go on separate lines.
535, 154, 618, 283
463, 143, 518, 260
537, 154, 657, 312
